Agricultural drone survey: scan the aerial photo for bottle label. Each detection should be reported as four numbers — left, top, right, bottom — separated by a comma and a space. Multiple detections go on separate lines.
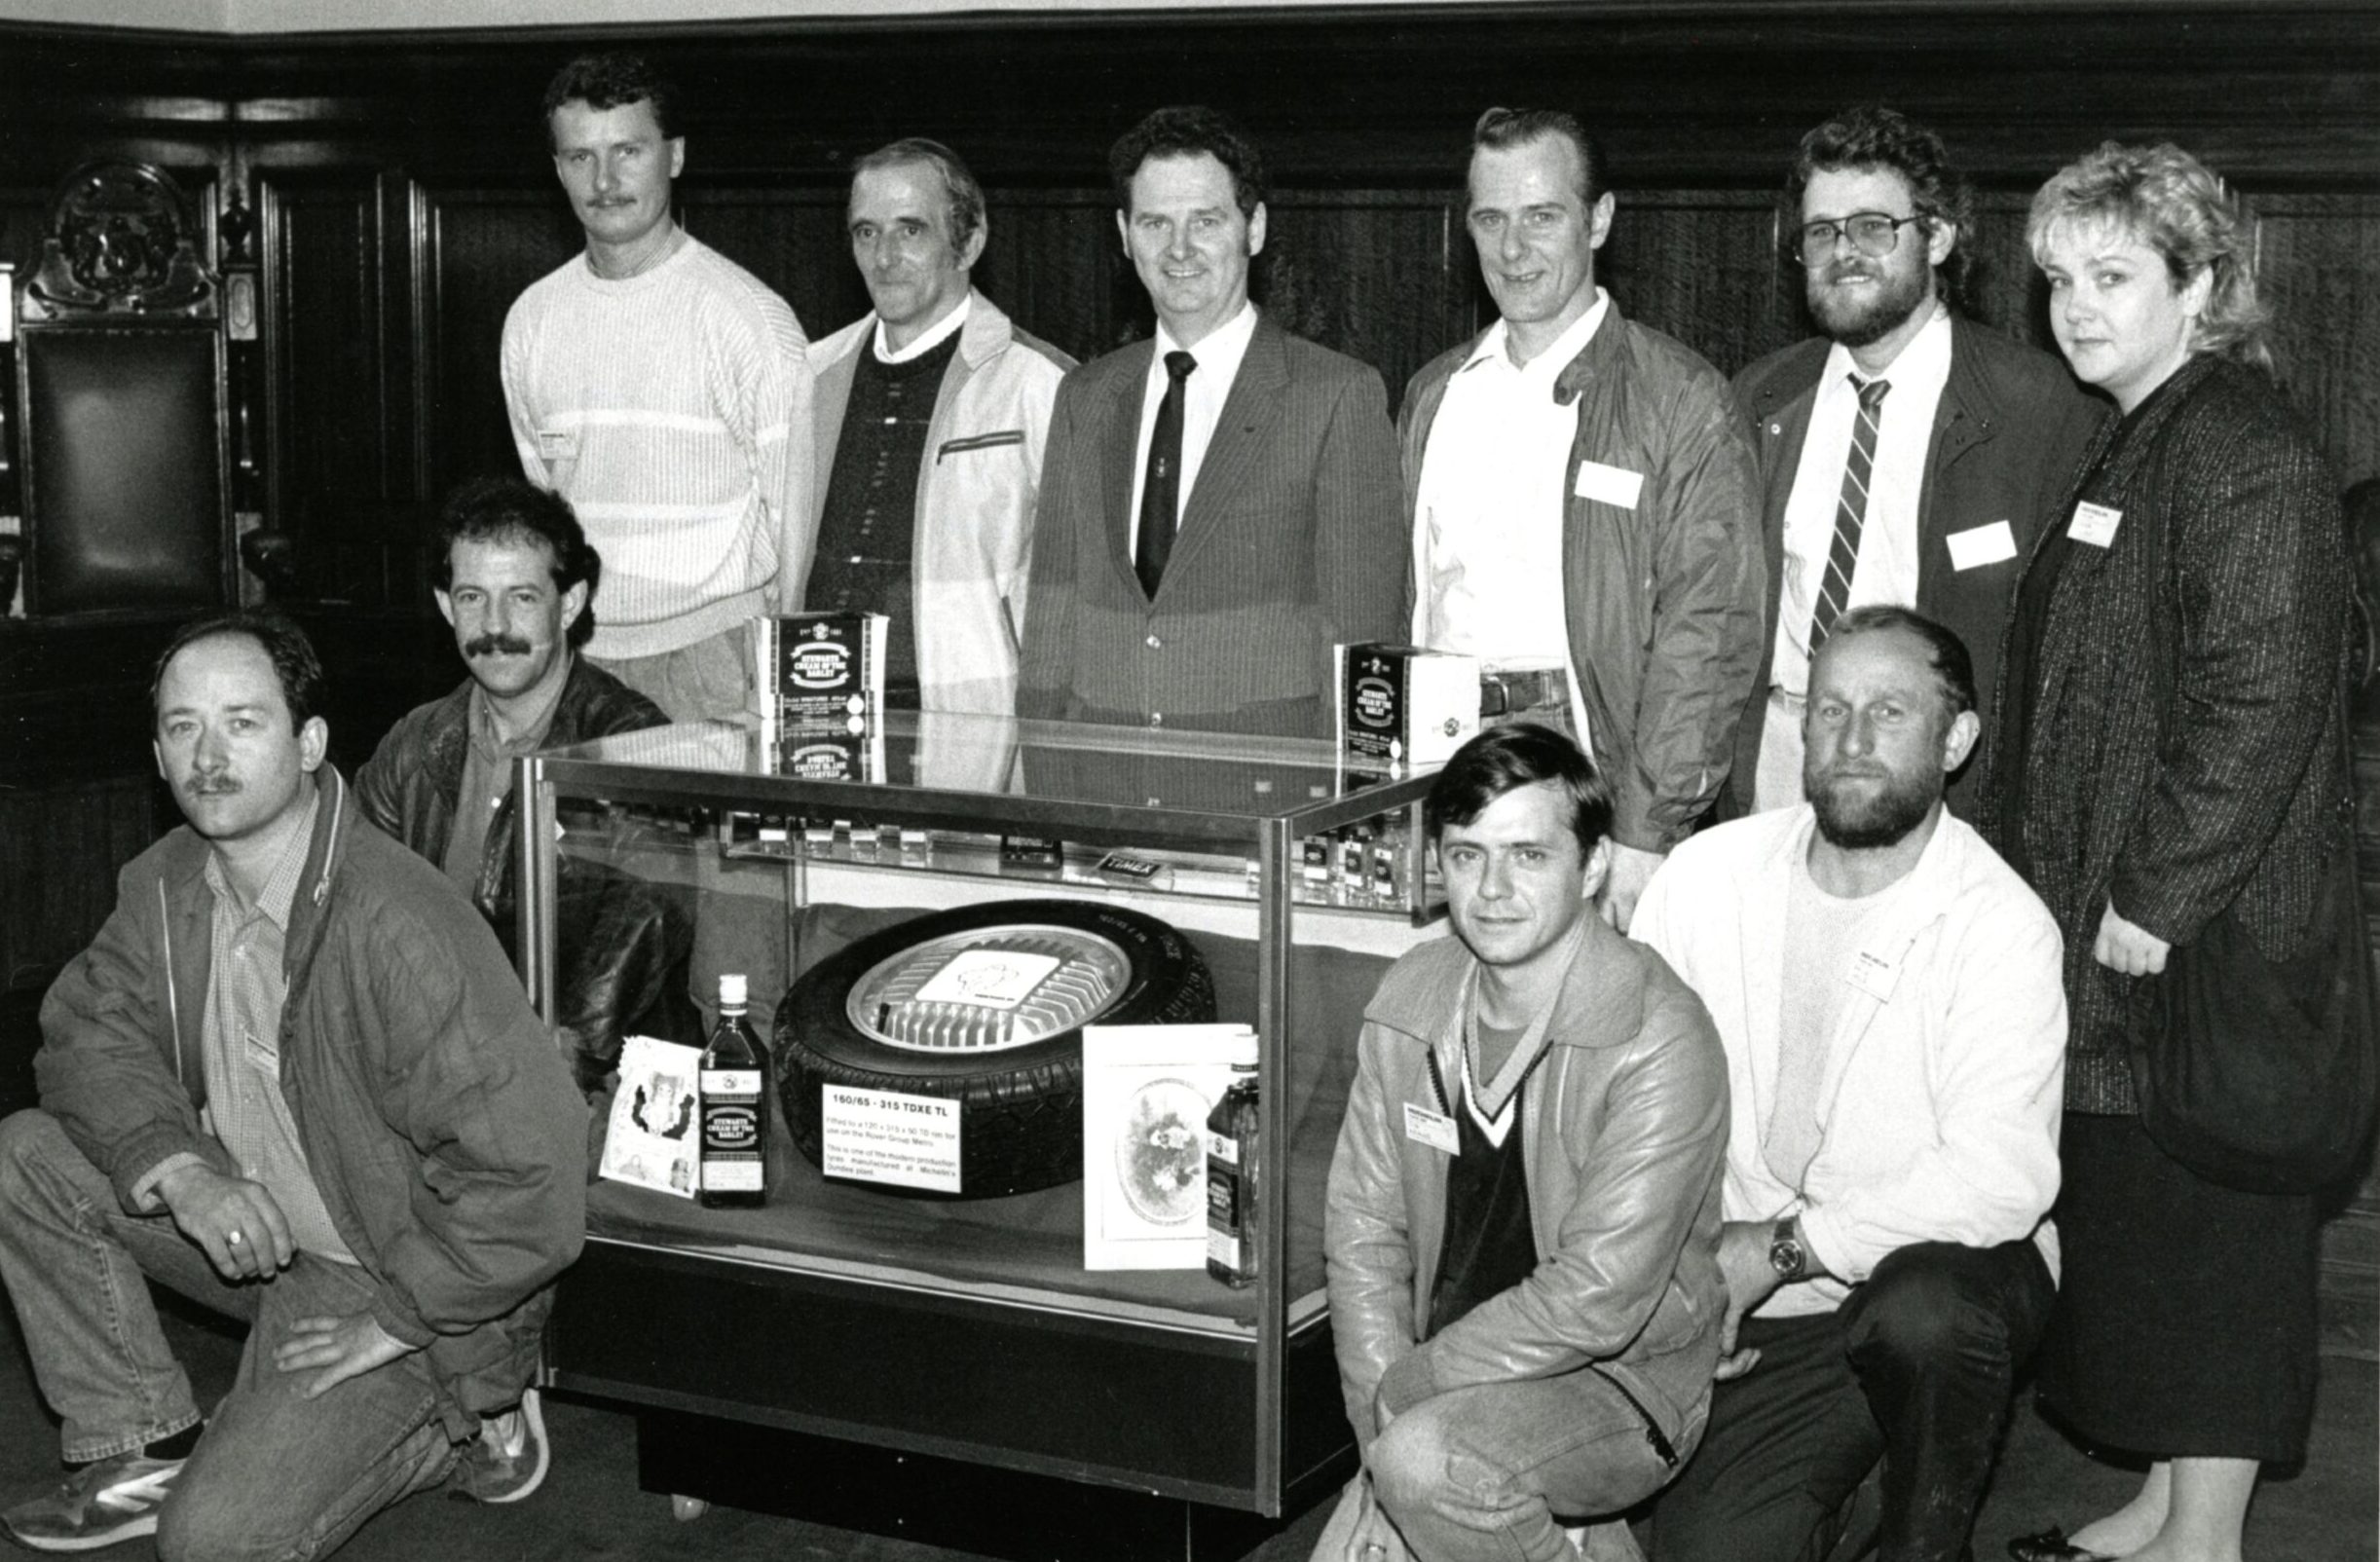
701, 1068, 764, 1192
1206, 1129, 1240, 1168
1207, 1153, 1247, 1278
701, 1153, 763, 1193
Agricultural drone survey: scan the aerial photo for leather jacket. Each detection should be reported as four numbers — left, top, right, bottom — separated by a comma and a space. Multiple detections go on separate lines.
356, 656, 697, 1090
1323, 918, 1729, 1454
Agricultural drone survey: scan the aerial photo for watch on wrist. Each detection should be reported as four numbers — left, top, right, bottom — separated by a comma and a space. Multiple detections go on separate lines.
1767, 1216, 1809, 1283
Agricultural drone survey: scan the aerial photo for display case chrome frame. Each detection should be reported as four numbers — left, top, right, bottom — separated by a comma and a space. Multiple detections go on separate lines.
515, 712, 1439, 1515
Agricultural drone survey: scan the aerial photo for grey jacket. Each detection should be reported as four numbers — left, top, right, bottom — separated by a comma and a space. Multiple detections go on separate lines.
39, 769, 589, 1431
1400, 305, 1766, 851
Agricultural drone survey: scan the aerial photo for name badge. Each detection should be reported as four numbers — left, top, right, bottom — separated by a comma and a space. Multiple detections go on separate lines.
1403, 1101, 1459, 1156
1574, 461, 1644, 510
537, 428, 578, 464
1946, 520, 2018, 572
1845, 948, 1901, 1003
2068, 502, 2123, 548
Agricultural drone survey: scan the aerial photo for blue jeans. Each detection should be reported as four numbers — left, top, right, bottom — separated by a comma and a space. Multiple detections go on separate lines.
1366, 1367, 1704, 1562
0, 1111, 456, 1562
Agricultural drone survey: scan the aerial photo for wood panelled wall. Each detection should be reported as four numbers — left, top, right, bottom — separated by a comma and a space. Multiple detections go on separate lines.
2, 5, 2371, 583
0, 1, 2374, 749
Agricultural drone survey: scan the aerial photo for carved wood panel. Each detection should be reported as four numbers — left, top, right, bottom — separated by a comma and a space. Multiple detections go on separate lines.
1263, 192, 1471, 411
2254, 194, 2380, 488
973, 193, 1134, 365
417, 184, 580, 497
260, 169, 396, 531
676, 185, 861, 343
1603, 190, 1799, 379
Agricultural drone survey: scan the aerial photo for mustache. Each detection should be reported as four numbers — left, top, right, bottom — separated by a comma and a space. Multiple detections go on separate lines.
465, 633, 533, 658
183, 774, 240, 796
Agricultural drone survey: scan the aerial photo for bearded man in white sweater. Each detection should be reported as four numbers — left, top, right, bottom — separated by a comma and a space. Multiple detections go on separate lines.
1632, 606, 2064, 1562
502, 51, 814, 722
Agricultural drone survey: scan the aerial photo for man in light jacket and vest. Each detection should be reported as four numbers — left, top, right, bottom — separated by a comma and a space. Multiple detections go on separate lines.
798, 136, 1074, 715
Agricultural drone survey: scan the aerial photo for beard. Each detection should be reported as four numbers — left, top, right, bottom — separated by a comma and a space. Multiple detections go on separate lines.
1808, 253, 1932, 351
1808, 762, 1937, 850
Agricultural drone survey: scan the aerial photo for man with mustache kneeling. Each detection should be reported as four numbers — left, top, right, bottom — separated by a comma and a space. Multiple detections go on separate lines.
358, 476, 685, 1097
1632, 608, 2065, 1562
0, 611, 585, 1555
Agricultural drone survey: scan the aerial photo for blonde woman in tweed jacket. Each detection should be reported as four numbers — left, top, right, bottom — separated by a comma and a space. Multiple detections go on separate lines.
1991, 144, 2356, 1562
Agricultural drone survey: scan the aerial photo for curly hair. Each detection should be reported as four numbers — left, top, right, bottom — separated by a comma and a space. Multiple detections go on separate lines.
1108, 106, 1266, 219
2027, 140, 2271, 372
1789, 105, 1975, 307
432, 476, 604, 650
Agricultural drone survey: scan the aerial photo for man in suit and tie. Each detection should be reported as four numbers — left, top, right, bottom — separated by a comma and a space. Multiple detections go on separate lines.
1017, 105, 1405, 737
1726, 105, 2106, 819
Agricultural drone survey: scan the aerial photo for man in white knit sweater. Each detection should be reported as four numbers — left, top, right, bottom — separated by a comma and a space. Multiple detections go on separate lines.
502, 52, 814, 722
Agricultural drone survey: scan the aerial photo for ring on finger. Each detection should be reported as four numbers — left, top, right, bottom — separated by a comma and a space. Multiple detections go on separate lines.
226, 1229, 245, 1246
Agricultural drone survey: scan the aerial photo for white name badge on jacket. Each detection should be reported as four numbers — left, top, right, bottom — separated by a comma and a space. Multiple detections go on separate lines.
2068, 502, 2123, 548
1945, 520, 2018, 571
1574, 461, 1644, 510
1404, 1101, 1459, 1156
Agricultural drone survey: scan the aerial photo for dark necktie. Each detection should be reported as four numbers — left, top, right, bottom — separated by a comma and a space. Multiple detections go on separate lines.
1134, 350, 1198, 598
1809, 375, 1891, 652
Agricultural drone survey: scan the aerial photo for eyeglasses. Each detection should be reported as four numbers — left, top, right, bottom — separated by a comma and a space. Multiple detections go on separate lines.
1796, 212, 1925, 266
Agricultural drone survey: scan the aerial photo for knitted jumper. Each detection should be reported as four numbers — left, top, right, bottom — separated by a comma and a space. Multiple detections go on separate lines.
502, 235, 814, 659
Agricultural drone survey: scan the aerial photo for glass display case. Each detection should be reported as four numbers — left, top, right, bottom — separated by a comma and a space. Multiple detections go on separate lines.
518, 710, 1445, 1520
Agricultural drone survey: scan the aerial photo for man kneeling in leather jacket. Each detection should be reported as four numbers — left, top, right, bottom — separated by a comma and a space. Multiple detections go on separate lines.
358, 477, 700, 1097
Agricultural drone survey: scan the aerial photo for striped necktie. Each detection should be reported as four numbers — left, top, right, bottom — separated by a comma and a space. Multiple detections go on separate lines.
1810, 375, 1891, 652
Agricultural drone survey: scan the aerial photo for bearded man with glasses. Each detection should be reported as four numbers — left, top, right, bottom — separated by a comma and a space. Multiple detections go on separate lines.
1726, 106, 2105, 823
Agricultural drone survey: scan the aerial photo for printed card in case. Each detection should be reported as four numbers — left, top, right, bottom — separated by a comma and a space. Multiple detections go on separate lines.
1081, 1023, 1257, 1271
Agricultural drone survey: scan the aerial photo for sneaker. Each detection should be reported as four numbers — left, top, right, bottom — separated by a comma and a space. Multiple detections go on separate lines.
1, 1451, 183, 1552
452, 1389, 548, 1505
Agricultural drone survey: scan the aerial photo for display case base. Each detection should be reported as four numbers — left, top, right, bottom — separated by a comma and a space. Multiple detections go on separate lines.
548, 1236, 1357, 1513
633, 1406, 1350, 1561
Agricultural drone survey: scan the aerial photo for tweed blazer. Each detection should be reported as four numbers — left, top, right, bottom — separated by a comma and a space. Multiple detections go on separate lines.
1991, 355, 2356, 1112
1015, 311, 1406, 736
1728, 316, 2109, 818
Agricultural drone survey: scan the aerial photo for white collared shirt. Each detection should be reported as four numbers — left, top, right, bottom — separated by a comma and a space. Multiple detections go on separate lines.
1411, 292, 1611, 746
1769, 300, 1954, 696
873, 291, 971, 364
1126, 301, 1259, 557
